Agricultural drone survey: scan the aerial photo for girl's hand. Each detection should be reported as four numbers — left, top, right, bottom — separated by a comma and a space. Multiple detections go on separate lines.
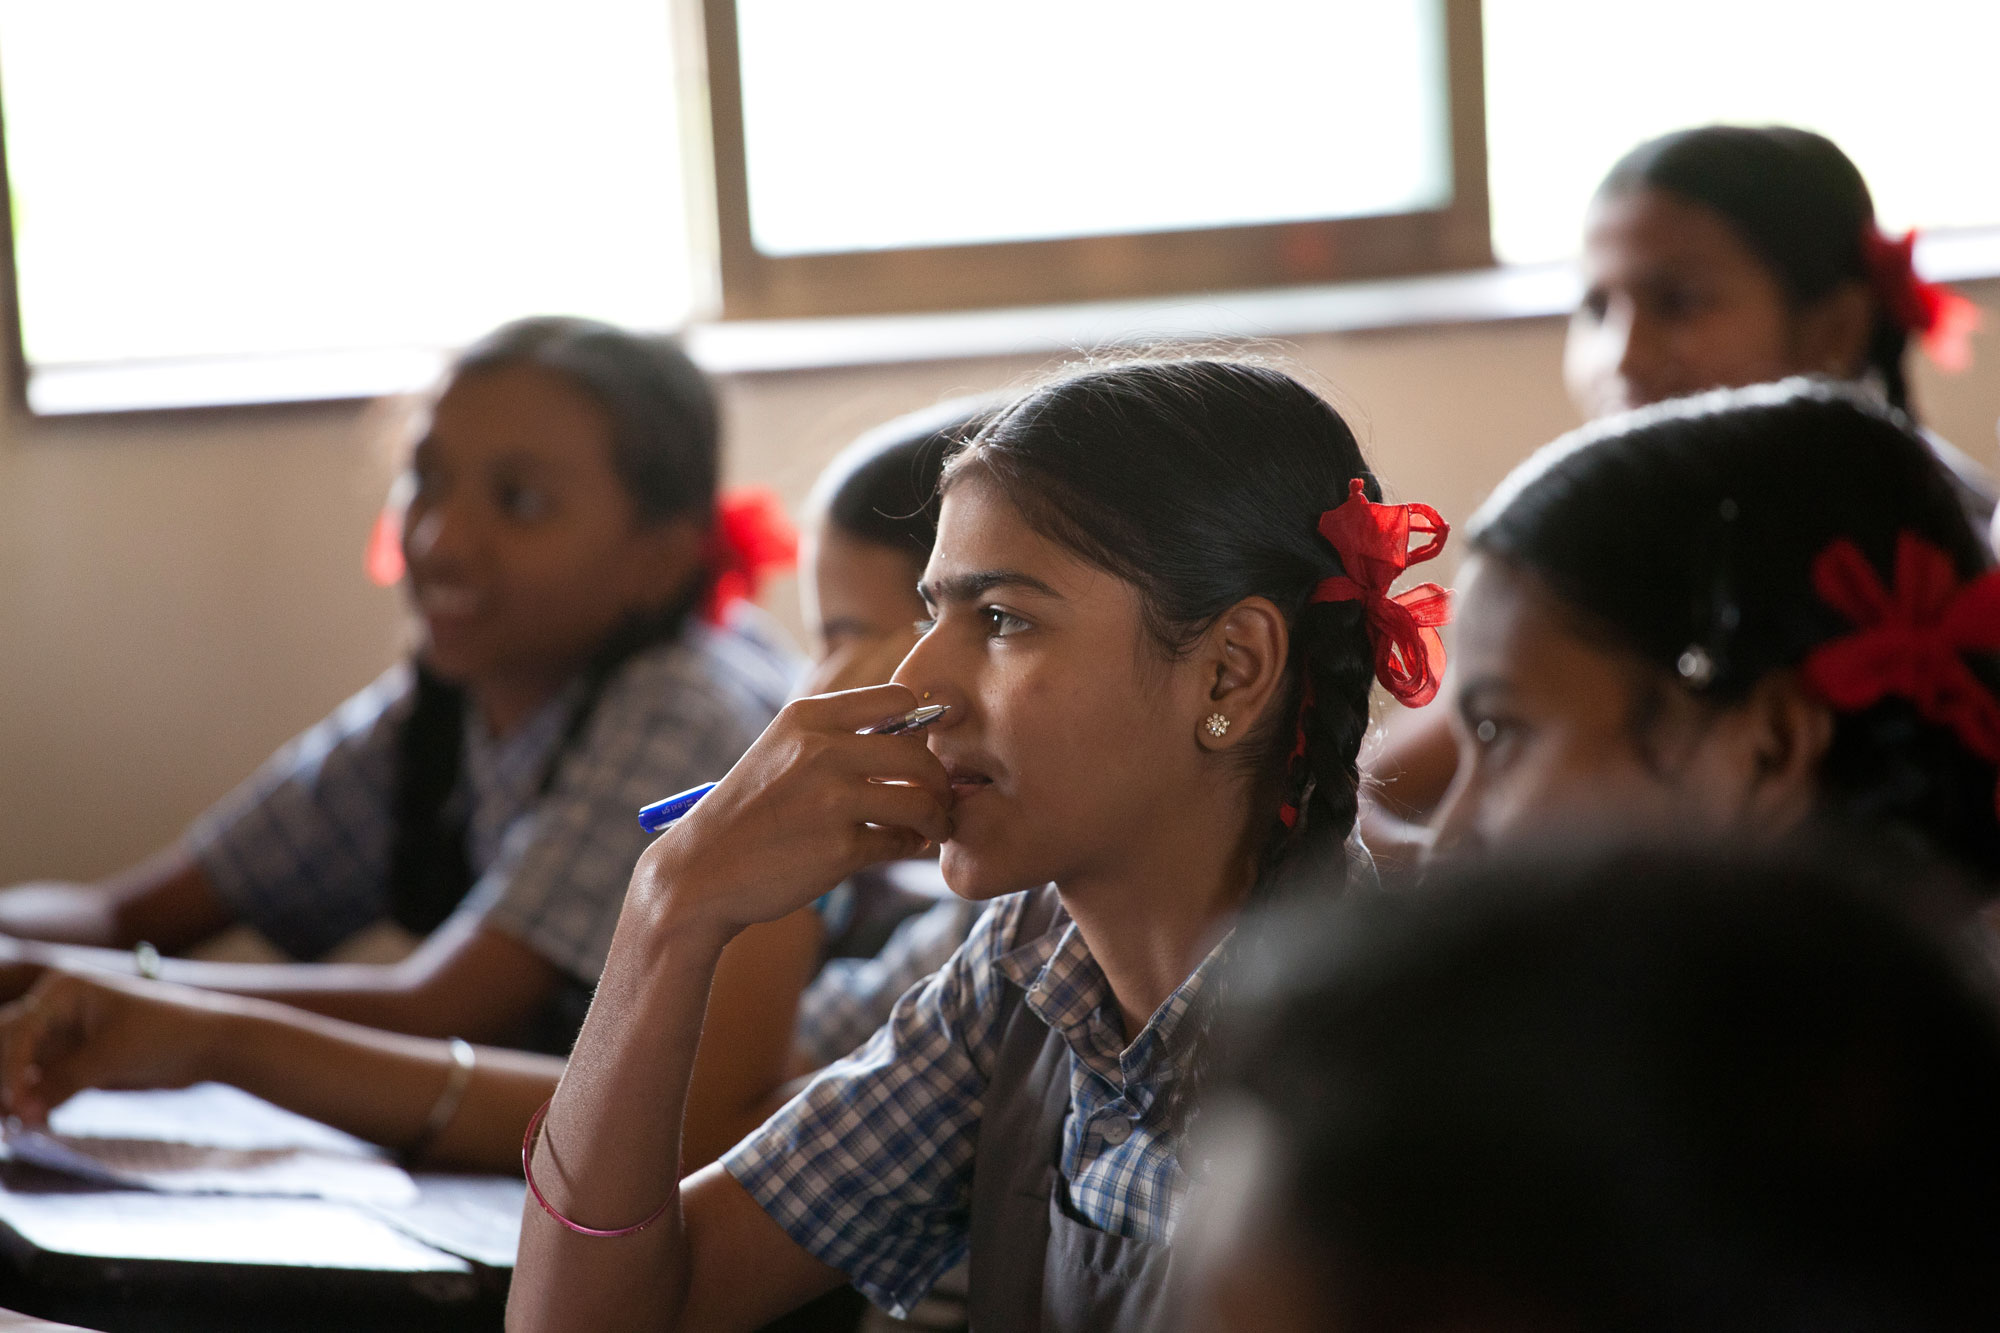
639, 683, 952, 938
0, 971, 237, 1126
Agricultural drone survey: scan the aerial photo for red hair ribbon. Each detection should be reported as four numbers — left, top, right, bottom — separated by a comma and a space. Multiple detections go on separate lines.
1862, 227, 1983, 374
365, 504, 406, 588
1800, 533, 2000, 817
1310, 478, 1453, 707
702, 486, 799, 624
1278, 479, 1453, 830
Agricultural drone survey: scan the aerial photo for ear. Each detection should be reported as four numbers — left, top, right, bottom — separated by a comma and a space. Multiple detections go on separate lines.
623, 517, 710, 613
1729, 670, 1837, 831
1794, 280, 1876, 379
1192, 596, 1290, 752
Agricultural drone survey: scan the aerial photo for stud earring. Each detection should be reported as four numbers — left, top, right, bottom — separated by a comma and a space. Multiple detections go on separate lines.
922, 691, 932, 701
1205, 713, 1230, 738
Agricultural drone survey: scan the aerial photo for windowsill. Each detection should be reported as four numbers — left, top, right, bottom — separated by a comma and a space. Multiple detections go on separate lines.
22, 227, 2000, 416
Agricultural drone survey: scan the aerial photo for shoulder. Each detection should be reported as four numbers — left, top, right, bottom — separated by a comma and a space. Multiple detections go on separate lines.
602, 613, 799, 731
269, 661, 417, 776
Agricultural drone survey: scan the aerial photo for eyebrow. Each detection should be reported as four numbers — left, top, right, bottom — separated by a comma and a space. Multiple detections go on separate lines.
1454, 676, 1510, 718
918, 569, 1061, 607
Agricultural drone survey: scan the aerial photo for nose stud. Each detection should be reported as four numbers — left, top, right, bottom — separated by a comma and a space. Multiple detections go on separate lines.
1205, 713, 1230, 738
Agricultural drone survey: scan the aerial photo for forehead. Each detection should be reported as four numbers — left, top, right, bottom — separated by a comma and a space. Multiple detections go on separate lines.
427, 363, 614, 464
924, 471, 1110, 597
1455, 556, 1641, 704
1582, 187, 1768, 281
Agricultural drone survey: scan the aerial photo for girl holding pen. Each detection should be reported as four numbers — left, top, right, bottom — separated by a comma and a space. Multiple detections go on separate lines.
507, 357, 1449, 1329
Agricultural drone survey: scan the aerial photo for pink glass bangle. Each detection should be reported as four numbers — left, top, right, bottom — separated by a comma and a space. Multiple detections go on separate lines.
521, 1098, 672, 1238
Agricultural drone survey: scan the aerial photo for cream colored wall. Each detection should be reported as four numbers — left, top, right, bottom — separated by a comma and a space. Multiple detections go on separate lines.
3, 289, 1997, 882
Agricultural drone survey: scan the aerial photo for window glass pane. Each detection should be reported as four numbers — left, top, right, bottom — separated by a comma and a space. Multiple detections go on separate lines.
0, 1, 691, 367
735, 0, 1452, 257
1485, 0, 2000, 265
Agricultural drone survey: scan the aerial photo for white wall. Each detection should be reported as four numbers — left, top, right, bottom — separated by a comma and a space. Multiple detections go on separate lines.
4, 290, 1996, 882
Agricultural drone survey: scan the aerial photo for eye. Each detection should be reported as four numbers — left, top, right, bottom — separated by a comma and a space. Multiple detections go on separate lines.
1577, 286, 1609, 322
1649, 281, 1705, 322
496, 479, 553, 521
982, 606, 1030, 637
1475, 719, 1499, 745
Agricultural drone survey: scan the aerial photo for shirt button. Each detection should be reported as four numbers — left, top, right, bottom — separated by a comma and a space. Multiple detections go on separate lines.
1099, 1117, 1131, 1146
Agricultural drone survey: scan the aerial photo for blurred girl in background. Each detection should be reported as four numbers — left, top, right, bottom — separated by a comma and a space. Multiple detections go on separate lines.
0, 317, 796, 1052
0, 399, 993, 1187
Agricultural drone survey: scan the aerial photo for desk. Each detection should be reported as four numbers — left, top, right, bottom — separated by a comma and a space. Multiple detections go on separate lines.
0, 1087, 523, 1333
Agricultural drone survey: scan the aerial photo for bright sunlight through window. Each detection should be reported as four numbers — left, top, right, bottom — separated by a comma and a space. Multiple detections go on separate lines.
0, 1, 692, 370
733, 0, 1453, 256
1484, 0, 2000, 265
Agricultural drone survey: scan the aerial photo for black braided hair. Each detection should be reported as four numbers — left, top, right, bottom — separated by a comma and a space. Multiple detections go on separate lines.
1471, 380, 2000, 884
1598, 125, 1916, 416
387, 317, 720, 935
945, 357, 1381, 896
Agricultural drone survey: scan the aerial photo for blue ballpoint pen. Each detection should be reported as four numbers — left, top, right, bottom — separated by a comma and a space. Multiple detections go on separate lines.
636, 703, 951, 833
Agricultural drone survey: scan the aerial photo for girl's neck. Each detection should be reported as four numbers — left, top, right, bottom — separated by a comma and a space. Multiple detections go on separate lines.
1055, 821, 1257, 1044
468, 672, 571, 739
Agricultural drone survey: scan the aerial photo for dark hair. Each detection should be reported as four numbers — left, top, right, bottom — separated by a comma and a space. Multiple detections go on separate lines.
947, 358, 1379, 884
390, 316, 722, 936
1211, 846, 2000, 1330
813, 395, 997, 561
1598, 125, 1916, 415
1471, 380, 2000, 880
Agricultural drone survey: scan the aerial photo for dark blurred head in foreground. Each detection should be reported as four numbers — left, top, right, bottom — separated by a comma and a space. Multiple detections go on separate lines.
1185, 847, 2000, 1332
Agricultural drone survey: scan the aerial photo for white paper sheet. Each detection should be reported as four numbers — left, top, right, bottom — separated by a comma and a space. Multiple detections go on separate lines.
3, 1083, 418, 1207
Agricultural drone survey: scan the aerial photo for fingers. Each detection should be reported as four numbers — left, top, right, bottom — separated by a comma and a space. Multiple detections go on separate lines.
848, 824, 936, 868
788, 682, 921, 733
849, 782, 955, 848
0, 975, 81, 1123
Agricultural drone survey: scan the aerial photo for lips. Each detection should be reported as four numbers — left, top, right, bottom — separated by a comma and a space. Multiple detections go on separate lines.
941, 761, 995, 801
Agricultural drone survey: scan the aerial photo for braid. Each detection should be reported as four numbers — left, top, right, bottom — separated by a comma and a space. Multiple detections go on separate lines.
387, 666, 473, 935
1263, 599, 1374, 890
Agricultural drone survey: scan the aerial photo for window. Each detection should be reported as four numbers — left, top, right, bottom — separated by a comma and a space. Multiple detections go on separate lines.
1483, 0, 2000, 264
0, 0, 1995, 411
710, 0, 1490, 316
0, 0, 695, 407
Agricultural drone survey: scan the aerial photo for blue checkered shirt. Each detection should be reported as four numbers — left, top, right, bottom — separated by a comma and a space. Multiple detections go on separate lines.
726, 885, 1223, 1318
187, 615, 794, 982
793, 884, 985, 1069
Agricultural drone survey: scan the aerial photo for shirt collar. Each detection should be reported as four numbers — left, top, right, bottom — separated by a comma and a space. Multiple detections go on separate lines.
462, 678, 583, 802
995, 890, 1233, 1096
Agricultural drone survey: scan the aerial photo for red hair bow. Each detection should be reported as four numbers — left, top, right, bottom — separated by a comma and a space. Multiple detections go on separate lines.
703, 487, 799, 624
1309, 478, 1453, 708
1862, 228, 1983, 374
1800, 534, 2000, 816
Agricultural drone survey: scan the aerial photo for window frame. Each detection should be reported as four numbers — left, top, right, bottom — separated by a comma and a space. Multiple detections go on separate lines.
700, 0, 1492, 320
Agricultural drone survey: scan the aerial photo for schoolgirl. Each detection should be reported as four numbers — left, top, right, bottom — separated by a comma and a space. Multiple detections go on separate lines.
0, 317, 795, 1051
0, 398, 992, 1183
1431, 378, 1999, 883
506, 358, 1454, 1330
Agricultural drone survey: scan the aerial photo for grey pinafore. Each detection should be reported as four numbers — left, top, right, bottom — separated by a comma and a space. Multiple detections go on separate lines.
964, 897, 1178, 1332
